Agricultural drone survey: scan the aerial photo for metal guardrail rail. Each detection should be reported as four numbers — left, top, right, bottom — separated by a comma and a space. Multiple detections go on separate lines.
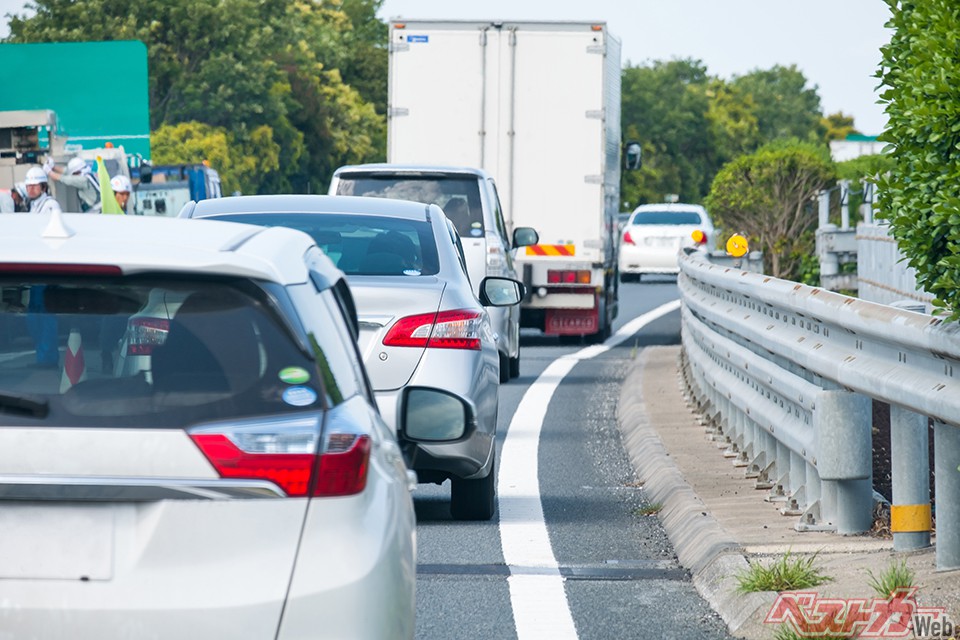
677, 248, 960, 570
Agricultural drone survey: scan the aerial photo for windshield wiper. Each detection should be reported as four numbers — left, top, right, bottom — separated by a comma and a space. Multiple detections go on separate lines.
0, 390, 50, 418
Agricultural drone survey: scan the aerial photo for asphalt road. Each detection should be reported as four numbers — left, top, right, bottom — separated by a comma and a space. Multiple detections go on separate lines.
412, 278, 734, 639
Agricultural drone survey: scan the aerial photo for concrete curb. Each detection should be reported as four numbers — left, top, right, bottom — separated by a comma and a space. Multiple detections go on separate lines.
618, 348, 776, 638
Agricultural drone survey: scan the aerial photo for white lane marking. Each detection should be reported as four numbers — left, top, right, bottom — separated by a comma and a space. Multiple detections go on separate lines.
498, 299, 682, 639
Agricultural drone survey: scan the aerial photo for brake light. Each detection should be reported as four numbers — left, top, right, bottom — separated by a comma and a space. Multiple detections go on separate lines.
191, 434, 316, 496
0, 263, 123, 276
547, 270, 592, 284
126, 317, 170, 355
622, 231, 635, 245
691, 229, 708, 245
314, 434, 371, 497
382, 309, 483, 350
189, 417, 372, 498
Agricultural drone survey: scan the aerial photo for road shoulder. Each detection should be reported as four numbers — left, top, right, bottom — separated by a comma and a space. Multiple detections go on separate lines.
616, 345, 960, 639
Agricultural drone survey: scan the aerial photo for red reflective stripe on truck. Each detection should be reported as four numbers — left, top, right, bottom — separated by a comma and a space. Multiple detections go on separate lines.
525, 244, 576, 257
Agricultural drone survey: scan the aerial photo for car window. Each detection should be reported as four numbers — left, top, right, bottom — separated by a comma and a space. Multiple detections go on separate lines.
486, 179, 510, 247
335, 174, 485, 238
290, 284, 364, 406
631, 211, 704, 225
0, 275, 323, 427
209, 213, 440, 277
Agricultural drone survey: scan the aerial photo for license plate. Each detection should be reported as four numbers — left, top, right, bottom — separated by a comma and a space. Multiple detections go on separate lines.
546, 310, 598, 335
0, 504, 114, 579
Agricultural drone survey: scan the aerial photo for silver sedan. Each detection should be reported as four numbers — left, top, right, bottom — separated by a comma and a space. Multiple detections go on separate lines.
183, 195, 524, 520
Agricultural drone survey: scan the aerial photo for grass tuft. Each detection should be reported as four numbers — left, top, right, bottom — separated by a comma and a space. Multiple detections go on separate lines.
867, 558, 915, 599
633, 502, 663, 517
736, 550, 831, 593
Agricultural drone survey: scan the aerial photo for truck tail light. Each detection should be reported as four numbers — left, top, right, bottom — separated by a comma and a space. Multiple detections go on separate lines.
126, 317, 170, 355
189, 416, 371, 498
691, 230, 708, 245
547, 270, 592, 284
382, 309, 483, 350
622, 230, 635, 245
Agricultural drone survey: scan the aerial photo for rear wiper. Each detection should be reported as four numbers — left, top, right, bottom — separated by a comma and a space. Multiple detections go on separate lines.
0, 390, 50, 418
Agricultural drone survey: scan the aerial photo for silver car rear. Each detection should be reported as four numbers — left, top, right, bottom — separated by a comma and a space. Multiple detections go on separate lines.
185, 195, 523, 520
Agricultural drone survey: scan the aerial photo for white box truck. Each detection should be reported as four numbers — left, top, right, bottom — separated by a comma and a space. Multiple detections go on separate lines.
387, 20, 623, 341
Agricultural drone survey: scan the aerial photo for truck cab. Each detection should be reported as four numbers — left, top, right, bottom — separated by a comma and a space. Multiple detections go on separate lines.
134, 163, 222, 216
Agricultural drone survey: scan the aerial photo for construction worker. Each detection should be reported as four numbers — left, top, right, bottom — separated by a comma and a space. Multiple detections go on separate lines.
45, 157, 100, 212
110, 174, 133, 213
24, 167, 63, 214
12, 183, 28, 212
0, 184, 29, 213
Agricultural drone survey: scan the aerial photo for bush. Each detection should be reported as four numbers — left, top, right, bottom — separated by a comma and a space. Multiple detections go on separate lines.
705, 140, 835, 279
877, 0, 960, 319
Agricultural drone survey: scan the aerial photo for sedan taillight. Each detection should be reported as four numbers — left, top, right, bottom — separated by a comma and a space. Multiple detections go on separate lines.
189, 416, 371, 497
622, 230, 635, 245
382, 309, 483, 350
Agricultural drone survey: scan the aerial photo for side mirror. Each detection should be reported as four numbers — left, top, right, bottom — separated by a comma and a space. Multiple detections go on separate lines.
139, 162, 153, 185
478, 277, 525, 307
512, 226, 539, 248
399, 387, 475, 442
624, 141, 642, 171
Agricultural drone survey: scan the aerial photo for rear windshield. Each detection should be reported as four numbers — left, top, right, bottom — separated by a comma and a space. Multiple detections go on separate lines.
335, 175, 484, 238
210, 213, 440, 277
631, 211, 704, 225
0, 276, 321, 427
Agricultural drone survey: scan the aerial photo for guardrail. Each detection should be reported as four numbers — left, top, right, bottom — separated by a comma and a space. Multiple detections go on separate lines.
677, 248, 960, 570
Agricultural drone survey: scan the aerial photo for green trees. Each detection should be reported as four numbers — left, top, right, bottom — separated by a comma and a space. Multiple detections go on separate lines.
6, 0, 386, 194
877, 0, 960, 319
620, 60, 829, 209
705, 141, 835, 279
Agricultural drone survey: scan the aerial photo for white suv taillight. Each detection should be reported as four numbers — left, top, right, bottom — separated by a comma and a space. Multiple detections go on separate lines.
382, 309, 483, 350
485, 231, 507, 270
189, 415, 371, 497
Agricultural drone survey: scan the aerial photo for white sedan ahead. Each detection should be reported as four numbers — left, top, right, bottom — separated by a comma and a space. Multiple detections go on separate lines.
618, 203, 714, 281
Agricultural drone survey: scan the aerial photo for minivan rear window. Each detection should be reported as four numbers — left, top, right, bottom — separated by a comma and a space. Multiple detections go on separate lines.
631, 211, 704, 225
336, 175, 484, 238
0, 276, 320, 427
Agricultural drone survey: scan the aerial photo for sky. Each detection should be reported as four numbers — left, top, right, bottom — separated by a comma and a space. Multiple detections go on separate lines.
1, 0, 892, 134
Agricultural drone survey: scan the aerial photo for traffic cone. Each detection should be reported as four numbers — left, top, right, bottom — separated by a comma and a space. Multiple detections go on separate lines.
60, 328, 87, 392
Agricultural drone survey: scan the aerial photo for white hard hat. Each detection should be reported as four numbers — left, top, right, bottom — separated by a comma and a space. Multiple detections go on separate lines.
66, 157, 90, 175
25, 167, 48, 185
13, 182, 27, 200
110, 175, 132, 193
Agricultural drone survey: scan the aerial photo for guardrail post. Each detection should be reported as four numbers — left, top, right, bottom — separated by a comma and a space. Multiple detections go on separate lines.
768, 441, 791, 502
815, 390, 873, 534
782, 450, 806, 515
890, 405, 931, 551
934, 420, 960, 569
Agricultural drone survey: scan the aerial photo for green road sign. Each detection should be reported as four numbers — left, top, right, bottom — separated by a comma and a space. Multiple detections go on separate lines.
0, 41, 151, 159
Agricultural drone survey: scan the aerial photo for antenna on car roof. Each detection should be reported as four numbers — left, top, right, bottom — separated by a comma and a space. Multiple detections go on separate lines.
42, 208, 75, 240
